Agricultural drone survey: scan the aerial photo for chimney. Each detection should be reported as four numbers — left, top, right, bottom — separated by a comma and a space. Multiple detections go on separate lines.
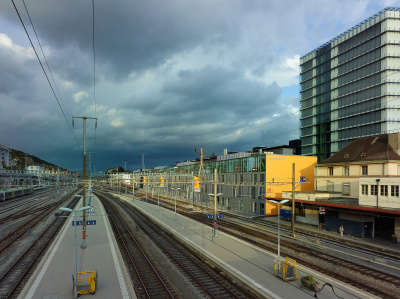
223, 148, 228, 155
388, 133, 400, 156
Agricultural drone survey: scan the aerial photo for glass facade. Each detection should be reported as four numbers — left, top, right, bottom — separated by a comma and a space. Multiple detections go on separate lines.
153, 155, 266, 175
300, 8, 400, 161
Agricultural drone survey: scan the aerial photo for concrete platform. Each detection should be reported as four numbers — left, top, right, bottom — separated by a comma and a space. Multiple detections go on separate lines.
19, 195, 135, 299
121, 195, 380, 299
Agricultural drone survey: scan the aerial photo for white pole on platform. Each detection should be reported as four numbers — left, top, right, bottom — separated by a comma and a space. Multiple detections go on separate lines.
59, 205, 91, 299
268, 199, 289, 260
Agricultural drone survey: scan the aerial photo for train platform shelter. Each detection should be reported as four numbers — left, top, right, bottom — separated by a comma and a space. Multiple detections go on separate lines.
259, 214, 400, 253
18, 196, 136, 299
120, 195, 382, 299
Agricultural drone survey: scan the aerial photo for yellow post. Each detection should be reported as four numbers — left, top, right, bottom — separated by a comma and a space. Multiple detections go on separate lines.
291, 163, 296, 237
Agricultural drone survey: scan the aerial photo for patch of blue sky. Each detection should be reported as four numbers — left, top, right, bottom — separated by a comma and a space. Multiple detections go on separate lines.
281, 84, 300, 98
367, 2, 398, 13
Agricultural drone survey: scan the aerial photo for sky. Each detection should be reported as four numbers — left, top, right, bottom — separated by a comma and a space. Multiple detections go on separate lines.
0, 0, 397, 172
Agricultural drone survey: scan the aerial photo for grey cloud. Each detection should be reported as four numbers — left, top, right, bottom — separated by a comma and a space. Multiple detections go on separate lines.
0, 0, 381, 171
160, 65, 280, 119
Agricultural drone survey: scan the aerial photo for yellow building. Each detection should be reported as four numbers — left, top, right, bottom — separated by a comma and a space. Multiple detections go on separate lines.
265, 154, 317, 216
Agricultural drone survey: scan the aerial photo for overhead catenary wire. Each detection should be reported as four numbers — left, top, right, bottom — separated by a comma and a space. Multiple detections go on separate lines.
11, 0, 81, 150
92, 0, 97, 168
21, 0, 72, 127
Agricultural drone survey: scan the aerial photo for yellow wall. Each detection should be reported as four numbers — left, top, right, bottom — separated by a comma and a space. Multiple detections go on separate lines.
266, 201, 279, 216
264, 154, 317, 215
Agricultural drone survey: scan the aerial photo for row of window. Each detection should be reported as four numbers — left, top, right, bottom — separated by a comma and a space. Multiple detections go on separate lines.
338, 36, 381, 64
328, 166, 349, 176
338, 72, 380, 97
300, 59, 313, 73
337, 123, 381, 140
315, 45, 331, 65
301, 70, 381, 102
338, 85, 381, 108
301, 118, 382, 142
217, 173, 266, 183
361, 184, 399, 197
301, 78, 381, 113
338, 48, 381, 75
202, 182, 265, 199
329, 165, 373, 176
301, 42, 380, 92
338, 23, 381, 54
300, 68, 314, 83
156, 155, 267, 175
326, 182, 400, 197
338, 110, 381, 128
338, 60, 381, 86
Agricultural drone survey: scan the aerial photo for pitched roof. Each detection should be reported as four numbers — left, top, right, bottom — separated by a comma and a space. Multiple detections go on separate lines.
318, 134, 400, 164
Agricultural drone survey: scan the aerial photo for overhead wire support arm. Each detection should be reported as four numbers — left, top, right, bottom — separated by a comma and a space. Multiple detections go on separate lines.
72, 116, 98, 249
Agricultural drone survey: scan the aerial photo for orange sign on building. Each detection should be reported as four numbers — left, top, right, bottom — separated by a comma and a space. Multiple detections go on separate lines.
194, 176, 201, 192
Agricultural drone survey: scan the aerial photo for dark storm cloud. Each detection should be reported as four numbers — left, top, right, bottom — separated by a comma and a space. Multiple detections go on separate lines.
129, 65, 281, 128
0, 0, 242, 82
0, 0, 386, 171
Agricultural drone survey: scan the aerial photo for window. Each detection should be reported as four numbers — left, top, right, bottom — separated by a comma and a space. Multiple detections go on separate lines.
343, 183, 350, 195
362, 166, 368, 175
371, 185, 378, 195
328, 167, 333, 176
327, 182, 334, 192
391, 185, 399, 197
239, 200, 244, 211
260, 173, 265, 182
380, 185, 388, 196
361, 184, 368, 195
344, 166, 349, 176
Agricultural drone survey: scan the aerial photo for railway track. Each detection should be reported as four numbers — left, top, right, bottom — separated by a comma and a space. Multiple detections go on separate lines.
97, 190, 255, 299
0, 187, 72, 218
98, 192, 176, 298
0, 189, 82, 255
0, 192, 80, 298
132, 190, 400, 298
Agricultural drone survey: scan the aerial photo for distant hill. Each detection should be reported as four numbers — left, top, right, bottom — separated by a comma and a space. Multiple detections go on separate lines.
10, 149, 59, 170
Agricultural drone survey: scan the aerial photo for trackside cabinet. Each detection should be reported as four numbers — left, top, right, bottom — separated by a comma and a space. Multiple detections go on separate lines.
274, 257, 298, 281
73, 271, 97, 296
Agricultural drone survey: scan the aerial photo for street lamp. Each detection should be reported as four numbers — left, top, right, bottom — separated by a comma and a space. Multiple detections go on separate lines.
268, 199, 289, 260
171, 187, 180, 220
59, 205, 91, 299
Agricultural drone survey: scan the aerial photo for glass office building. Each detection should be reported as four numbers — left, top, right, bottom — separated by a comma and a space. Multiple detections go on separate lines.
300, 7, 400, 161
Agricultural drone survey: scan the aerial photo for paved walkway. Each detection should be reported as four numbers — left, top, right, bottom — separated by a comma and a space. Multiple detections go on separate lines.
19, 196, 136, 299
